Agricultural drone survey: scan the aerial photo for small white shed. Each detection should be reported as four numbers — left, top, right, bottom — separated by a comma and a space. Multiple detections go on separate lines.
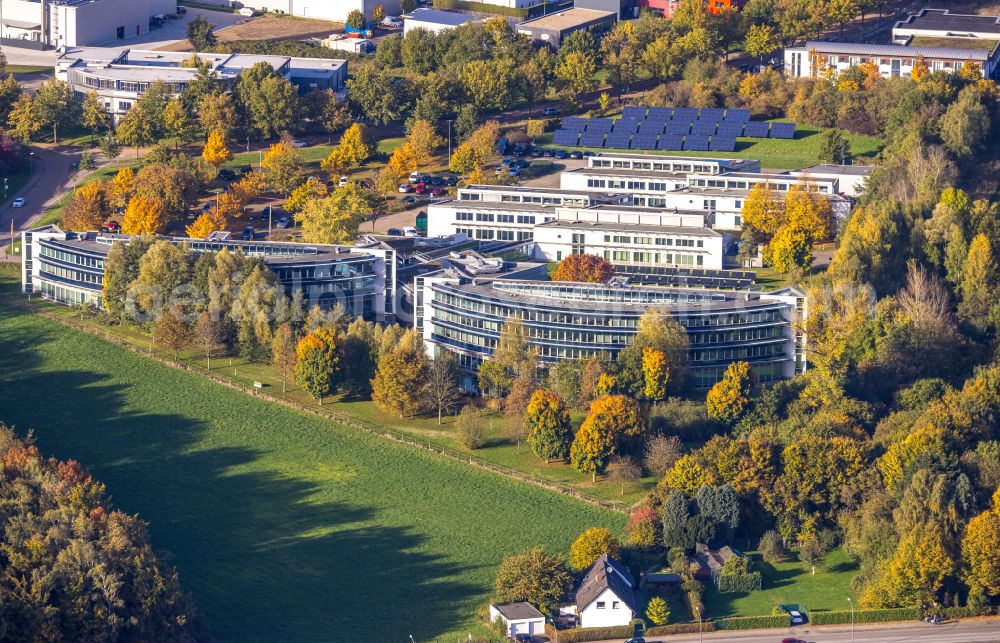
489, 602, 546, 637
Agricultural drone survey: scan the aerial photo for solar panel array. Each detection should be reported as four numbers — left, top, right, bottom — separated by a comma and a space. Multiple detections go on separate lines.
550, 108, 796, 151
616, 265, 757, 290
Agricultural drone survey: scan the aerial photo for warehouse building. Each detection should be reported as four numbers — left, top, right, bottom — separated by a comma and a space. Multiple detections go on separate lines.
515, 7, 616, 47
402, 8, 481, 35
0, 0, 175, 49
235, 0, 401, 23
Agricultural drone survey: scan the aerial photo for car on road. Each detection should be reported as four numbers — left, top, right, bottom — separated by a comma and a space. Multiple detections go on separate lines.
402, 195, 417, 203
11, 197, 24, 208
398, 184, 413, 193
789, 610, 805, 625
387, 228, 403, 236
781, 638, 806, 643
291, 140, 307, 148
241, 226, 254, 240
275, 216, 290, 229
542, 107, 560, 116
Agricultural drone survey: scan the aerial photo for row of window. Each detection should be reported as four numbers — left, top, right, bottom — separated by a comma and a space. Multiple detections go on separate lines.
455, 228, 528, 241
689, 178, 832, 194
822, 55, 965, 71
591, 159, 720, 174
40, 282, 99, 306
586, 178, 672, 192
605, 250, 705, 267
40, 245, 104, 269
604, 235, 704, 248
40, 263, 103, 286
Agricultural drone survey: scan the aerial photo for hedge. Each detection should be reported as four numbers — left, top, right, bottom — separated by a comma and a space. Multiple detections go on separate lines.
808, 607, 919, 625
941, 606, 996, 619
550, 625, 633, 642
646, 622, 719, 636
716, 614, 789, 630
718, 571, 763, 593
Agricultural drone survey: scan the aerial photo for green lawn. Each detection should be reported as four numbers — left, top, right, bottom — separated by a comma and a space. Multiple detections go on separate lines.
5, 65, 54, 75
0, 301, 625, 642
538, 125, 883, 170
703, 548, 858, 619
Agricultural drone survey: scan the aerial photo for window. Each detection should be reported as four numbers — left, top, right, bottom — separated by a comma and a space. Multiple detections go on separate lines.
612, 601, 620, 609
456, 211, 473, 221
596, 602, 606, 609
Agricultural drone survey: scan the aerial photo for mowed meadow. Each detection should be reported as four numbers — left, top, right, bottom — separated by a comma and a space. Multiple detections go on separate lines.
0, 303, 625, 642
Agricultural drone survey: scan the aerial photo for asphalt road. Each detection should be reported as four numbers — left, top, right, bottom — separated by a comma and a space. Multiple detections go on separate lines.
603, 619, 1000, 643
0, 146, 81, 248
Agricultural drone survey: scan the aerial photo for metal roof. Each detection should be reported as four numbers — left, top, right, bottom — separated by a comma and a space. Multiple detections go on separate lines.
802, 40, 990, 60
895, 9, 1000, 36
402, 8, 478, 26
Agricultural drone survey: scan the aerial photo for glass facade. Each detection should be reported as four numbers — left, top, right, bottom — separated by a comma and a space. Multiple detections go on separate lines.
427, 280, 796, 389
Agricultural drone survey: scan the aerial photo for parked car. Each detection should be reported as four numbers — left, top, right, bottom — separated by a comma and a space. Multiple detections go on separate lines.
443, 175, 458, 186
583, 150, 595, 157
202, 202, 213, 212
338, 176, 349, 187
513, 145, 526, 157
403, 226, 418, 237
381, 16, 402, 27
102, 220, 121, 233
409, 171, 423, 183
414, 184, 426, 194
218, 168, 236, 181
241, 226, 254, 240
402, 195, 417, 203
499, 157, 514, 167
431, 187, 445, 196
570, 150, 583, 159
542, 107, 560, 116
429, 176, 443, 186
275, 216, 290, 229
398, 183, 413, 193
387, 228, 403, 236
11, 197, 24, 207
789, 611, 805, 625
291, 140, 307, 148
176, 5, 186, 14
554, 149, 568, 159
529, 147, 543, 157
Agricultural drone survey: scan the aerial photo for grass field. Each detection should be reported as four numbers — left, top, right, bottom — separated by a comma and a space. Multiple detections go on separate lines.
538, 125, 883, 170
0, 301, 625, 642
703, 548, 858, 618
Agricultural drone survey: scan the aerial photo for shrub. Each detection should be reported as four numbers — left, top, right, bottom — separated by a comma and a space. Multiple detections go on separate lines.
716, 614, 789, 630
552, 625, 633, 642
941, 605, 995, 618
808, 607, 919, 625
455, 405, 487, 449
717, 571, 762, 593
758, 530, 787, 563
643, 434, 683, 477
646, 596, 670, 625
646, 622, 718, 636
649, 399, 722, 441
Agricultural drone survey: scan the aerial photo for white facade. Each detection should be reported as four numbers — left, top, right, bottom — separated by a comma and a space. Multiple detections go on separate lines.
0, 0, 173, 48
488, 604, 546, 637
892, 9, 1000, 44
402, 8, 480, 35
783, 41, 995, 80
787, 164, 872, 198
578, 587, 633, 629
532, 219, 724, 270
238, 0, 401, 22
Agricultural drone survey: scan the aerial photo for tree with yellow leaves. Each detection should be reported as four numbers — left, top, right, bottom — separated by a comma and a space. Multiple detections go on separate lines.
569, 528, 621, 571
962, 491, 1000, 598
185, 208, 226, 238
321, 123, 371, 177
107, 167, 135, 210
371, 328, 428, 418
121, 196, 166, 235
959, 234, 997, 329
216, 191, 245, 220
201, 129, 232, 167
62, 181, 107, 232
642, 347, 668, 401
284, 176, 328, 214
911, 56, 930, 83
860, 524, 954, 608
407, 119, 444, 168
449, 144, 479, 175
293, 327, 341, 405
570, 409, 616, 482
662, 454, 717, 494
706, 361, 752, 426
297, 182, 369, 244
261, 139, 304, 196
742, 182, 783, 235
386, 141, 419, 183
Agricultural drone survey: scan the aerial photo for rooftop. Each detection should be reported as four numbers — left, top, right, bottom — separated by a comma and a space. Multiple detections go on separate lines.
491, 602, 545, 621
799, 39, 991, 60
908, 36, 999, 50
794, 164, 874, 176
517, 7, 616, 31
402, 8, 480, 26
575, 554, 640, 613
593, 152, 745, 165
566, 166, 690, 178
895, 8, 1000, 37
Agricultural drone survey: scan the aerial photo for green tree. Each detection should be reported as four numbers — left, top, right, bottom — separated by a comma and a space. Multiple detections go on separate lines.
646, 596, 670, 626
454, 404, 487, 450
555, 51, 597, 103
346, 9, 366, 30
940, 86, 990, 159
232, 265, 282, 362
525, 389, 572, 462
81, 91, 110, 143
187, 16, 217, 51
33, 78, 78, 144
744, 23, 780, 62
294, 328, 340, 404
347, 66, 405, 125
0, 72, 22, 125
493, 548, 571, 616
236, 62, 298, 140
371, 328, 428, 418
817, 128, 850, 164
6, 93, 41, 144
131, 240, 191, 316
102, 236, 154, 319
569, 527, 621, 571
163, 98, 196, 149
618, 309, 690, 397
402, 28, 438, 74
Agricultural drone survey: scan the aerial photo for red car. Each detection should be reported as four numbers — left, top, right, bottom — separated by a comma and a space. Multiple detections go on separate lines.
102, 220, 121, 233
781, 638, 806, 643
414, 184, 426, 195
431, 187, 445, 197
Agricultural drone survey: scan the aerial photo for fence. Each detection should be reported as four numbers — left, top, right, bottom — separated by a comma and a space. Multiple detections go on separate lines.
16, 301, 628, 515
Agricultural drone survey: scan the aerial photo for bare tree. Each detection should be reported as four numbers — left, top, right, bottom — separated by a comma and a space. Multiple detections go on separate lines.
608, 455, 642, 496
898, 261, 952, 333
192, 310, 224, 370
423, 352, 460, 425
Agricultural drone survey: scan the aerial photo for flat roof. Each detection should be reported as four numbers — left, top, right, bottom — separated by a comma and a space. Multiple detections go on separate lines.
594, 152, 745, 164
539, 219, 721, 237
464, 184, 594, 195
492, 603, 544, 621
517, 7, 615, 31
800, 39, 991, 60
795, 164, 873, 176
567, 167, 689, 178
433, 200, 558, 212
403, 8, 479, 26
895, 8, 1000, 37
909, 36, 998, 50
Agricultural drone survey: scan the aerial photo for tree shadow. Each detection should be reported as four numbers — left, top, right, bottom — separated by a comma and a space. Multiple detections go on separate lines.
0, 307, 478, 642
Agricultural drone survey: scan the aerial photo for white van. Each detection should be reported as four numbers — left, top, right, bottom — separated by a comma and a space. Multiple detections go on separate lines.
402, 226, 418, 237
408, 171, 423, 183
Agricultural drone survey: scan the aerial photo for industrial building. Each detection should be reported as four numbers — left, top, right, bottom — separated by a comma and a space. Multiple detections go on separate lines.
0, 0, 176, 49
892, 8, 1000, 45
234, 0, 401, 23
55, 47, 347, 120
402, 8, 481, 35
515, 7, 616, 47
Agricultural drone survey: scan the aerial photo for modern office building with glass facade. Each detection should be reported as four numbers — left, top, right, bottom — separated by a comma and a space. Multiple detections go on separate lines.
417, 256, 806, 390
21, 227, 393, 320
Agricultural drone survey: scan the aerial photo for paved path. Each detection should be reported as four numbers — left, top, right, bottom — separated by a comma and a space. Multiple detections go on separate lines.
580, 618, 1000, 643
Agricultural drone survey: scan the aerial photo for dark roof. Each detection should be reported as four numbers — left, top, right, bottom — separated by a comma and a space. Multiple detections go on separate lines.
645, 572, 682, 584
492, 602, 545, 621
695, 543, 741, 573
896, 9, 1000, 37
575, 554, 640, 613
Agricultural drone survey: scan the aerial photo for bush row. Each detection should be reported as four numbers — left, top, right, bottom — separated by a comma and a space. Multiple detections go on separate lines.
808, 607, 918, 625
941, 606, 995, 619
550, 625, 633, 643
716, 614, 789, 630
646, 622, 719, 636
717, 571, 763, 593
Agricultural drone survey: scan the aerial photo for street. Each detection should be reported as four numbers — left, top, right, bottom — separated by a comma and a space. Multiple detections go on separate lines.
0, 146, 81, 249
590, 618, 1000, 643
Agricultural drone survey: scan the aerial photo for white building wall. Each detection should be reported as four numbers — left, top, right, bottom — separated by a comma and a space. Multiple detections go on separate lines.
62, 0, 151, 47
783, 46, 990, 79
0, 0, 44, 42
532, 225, 725, 270
578, 588, 633, 629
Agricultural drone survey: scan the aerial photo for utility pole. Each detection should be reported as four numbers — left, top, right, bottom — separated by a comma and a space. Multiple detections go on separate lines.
848, 597, 854, 642
447, 119, 452, 161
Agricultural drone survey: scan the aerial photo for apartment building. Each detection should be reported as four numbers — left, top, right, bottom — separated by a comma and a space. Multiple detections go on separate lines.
55, 47, 347, 120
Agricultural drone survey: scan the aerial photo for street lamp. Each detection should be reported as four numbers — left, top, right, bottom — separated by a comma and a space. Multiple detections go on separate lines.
848, 597, 854, 642
694, 606, 702, 643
